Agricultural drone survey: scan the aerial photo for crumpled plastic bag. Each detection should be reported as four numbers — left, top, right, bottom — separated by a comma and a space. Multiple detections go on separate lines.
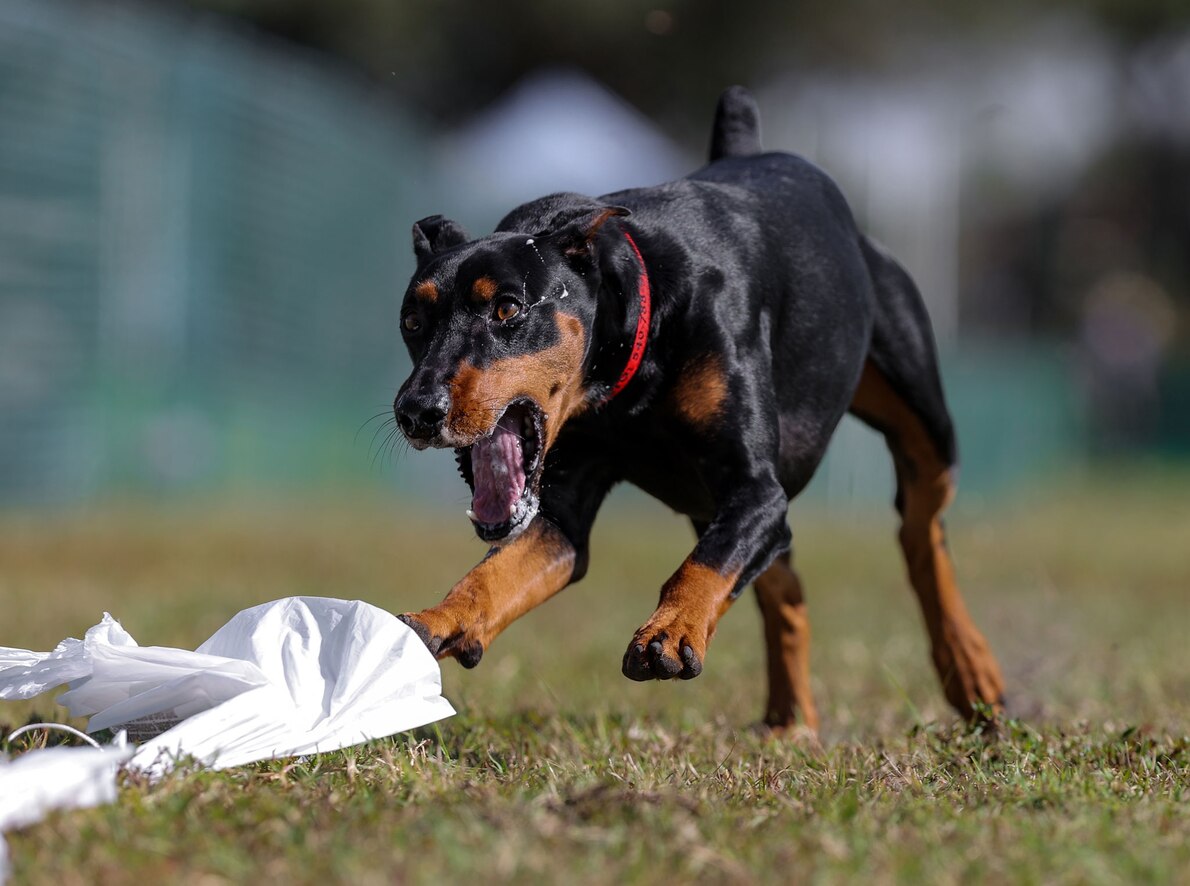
0, 597, 454, 774
0, 739, 133, 883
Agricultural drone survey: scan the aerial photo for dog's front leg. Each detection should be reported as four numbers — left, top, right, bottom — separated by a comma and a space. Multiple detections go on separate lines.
399, 518, 576, 667
622, 480, 790, 681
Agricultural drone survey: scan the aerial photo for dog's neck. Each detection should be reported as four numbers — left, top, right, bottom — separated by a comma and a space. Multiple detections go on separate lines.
588, 227, 656, 407
602, 231, 651, 403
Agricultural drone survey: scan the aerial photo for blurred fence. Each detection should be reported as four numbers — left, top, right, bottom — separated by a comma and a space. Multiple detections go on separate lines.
0, 0, 1089, 510
817, 344, 1083, 512
0, 0, 437, 503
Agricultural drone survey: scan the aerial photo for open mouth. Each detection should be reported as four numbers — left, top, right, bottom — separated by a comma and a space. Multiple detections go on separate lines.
456, 400, 544, 542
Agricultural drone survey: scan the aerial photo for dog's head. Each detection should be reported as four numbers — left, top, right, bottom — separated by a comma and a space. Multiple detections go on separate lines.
394, 198, 629, 543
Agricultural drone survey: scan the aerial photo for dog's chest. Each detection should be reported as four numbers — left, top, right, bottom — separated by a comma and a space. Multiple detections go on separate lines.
603, 421, 719, 520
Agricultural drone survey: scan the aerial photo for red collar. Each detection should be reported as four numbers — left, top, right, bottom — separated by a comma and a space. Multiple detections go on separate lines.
605, 230, 652, 402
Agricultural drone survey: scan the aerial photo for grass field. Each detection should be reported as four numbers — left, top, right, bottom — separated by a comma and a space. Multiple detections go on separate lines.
1, 468, 1187, 883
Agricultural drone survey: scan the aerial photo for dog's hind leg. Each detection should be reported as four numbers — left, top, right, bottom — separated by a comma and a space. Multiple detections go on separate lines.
754, 548, 819, 734
851, 361, 1004, 719
851, 239, 1004, 720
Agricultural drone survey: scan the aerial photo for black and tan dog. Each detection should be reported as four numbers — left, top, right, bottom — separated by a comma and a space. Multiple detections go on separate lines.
392, 87, 1003, 733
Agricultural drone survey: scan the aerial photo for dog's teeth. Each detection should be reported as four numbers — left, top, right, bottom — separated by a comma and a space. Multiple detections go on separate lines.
466, 509, 476, 521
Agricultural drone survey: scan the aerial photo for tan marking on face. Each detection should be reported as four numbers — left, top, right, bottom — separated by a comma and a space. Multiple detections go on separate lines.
471, 276, 498, 302
670, 355, 728, 429
447, 312, 588, 452
414, 281, 438, 303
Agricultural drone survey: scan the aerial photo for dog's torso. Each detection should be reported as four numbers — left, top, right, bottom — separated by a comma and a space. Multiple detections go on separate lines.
511, 152, 876, 529
394, 88, 1002, 723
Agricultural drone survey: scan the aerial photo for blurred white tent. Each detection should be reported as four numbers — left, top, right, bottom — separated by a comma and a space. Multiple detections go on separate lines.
438, 68, 689, 223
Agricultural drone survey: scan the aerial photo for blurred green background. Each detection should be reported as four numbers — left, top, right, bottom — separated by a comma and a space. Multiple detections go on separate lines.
2, 0, 1187, 513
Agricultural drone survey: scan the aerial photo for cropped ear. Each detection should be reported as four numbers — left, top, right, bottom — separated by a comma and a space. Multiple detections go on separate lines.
542, 205, 631, 257
412, 215, 469, 263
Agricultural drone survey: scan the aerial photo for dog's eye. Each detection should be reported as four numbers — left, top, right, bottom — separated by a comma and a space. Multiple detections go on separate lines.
493, 298, 521, 323
402, 313, 421, 333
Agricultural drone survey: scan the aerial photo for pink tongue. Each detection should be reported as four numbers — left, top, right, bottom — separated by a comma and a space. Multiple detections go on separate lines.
471, 413, 527, 526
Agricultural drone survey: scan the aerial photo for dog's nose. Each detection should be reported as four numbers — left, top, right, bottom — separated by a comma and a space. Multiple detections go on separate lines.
395, 392, 448, 441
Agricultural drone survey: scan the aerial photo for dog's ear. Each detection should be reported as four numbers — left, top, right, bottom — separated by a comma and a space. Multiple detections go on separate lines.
543, 205, 631, 258
412, 215, 469, 262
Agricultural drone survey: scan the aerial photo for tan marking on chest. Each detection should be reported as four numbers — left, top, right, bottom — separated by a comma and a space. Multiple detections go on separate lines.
670, 355, 728, 429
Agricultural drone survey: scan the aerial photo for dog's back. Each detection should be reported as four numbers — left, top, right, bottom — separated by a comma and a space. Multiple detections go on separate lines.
699, 88, 958, 488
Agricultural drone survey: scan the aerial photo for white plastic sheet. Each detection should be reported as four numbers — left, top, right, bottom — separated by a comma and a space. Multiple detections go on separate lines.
0, 739, 133, 883
0, 597, 454, 774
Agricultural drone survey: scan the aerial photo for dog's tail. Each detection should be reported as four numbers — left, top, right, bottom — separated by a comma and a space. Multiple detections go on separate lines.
708, 86, 763, 162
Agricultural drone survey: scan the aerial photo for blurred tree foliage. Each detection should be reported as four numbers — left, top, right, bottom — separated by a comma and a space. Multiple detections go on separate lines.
183, 0, 1190, 131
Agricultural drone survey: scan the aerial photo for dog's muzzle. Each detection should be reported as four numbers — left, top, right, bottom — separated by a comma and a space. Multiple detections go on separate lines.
394, 390, 449, 447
